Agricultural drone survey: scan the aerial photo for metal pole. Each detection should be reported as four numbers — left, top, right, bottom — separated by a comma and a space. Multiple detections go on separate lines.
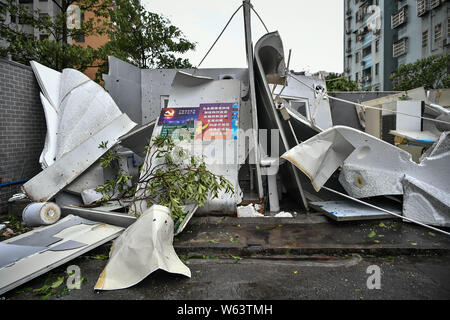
243, 0, 264, 202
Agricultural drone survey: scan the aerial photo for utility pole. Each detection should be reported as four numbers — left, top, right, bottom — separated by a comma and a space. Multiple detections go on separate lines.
242, 0, 264, 203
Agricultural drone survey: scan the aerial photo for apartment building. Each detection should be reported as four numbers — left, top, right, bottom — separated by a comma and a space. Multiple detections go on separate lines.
344, 0, 449, 91
0, 0, 66, 42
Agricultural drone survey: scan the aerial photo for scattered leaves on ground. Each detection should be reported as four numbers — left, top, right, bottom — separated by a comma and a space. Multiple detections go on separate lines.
367, 231, 376, 238
230, 255, 243, 263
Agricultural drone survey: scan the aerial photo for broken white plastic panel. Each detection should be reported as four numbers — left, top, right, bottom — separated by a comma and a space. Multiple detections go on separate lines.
22, 113, 136, 202
81, 188, 104, 205
402, 132, 450, 227
396, 101, 422, 132
22, 202, 61, 227
30, 61, 61, 111
310, 200, 396, 221
237, 203, 264, 218
282, 126, 450, 226
56, 69, 123, 160
271, 73, 333, 131
274, 212, 293, 218
260, 157, 283, 213
39, 94, 58, 168
94, 205, 190, 291
30, 61, 133, 172
0, 215, 124, 295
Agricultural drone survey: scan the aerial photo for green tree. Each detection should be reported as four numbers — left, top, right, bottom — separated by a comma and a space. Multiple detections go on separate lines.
325, 72, 361, 92
390, 54, 450, 91
0, 0, 111, 71
96, 0, 196, 78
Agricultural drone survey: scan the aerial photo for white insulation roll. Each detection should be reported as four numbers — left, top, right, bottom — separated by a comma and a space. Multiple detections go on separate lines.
22, 202, 61, 227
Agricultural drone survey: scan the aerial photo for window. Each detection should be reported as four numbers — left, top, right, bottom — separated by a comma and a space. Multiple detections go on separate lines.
448, 17, 450, 38
74, 12, 85, 43
39, 13, 50, 20
356, 52, 360, 63
346, 38, 352, 53
375, 63, 379, 76
391, 5, 408, 29
75, 33, 85, 43
375, 39, 379, 52
39, 34, 49, 40
346, 55, 352, 72
355, 72, 359, 83
417, 0, 427, 16
434, 23, 442, 42
393, 38, 408, 58
422, 30, 428, 47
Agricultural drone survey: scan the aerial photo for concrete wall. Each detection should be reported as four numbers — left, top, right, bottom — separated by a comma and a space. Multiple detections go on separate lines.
0, 58, 46, 214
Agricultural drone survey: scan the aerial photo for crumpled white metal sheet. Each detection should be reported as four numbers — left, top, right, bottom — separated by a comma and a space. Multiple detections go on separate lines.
22, 113, 136, 202
282, 126, 450, 226
26, 61, 137, 201
39, 93, 58, 168
30, 61, 130, 166
0, 215, 123, 295
402, 132, 450, 227
30, 61, 61, 111
56, 69, 123, 159
94, 205, 190, 291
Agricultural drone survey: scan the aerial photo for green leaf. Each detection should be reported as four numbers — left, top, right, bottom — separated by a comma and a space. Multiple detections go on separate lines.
50, 276, 64, 289
367, 231, 376, 238
92, 254, 108, 260
230, 255, 243, 263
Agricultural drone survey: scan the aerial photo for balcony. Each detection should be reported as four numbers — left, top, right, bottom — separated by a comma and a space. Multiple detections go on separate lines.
429, 0, 441, 10
392, 6, 408, 29
417, 0, 428, 16
393, 38, 408, 58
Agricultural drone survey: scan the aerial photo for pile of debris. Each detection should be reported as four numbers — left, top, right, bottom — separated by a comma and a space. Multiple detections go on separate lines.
2, 24, 450, 296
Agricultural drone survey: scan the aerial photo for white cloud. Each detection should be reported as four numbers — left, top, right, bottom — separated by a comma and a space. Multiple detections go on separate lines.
142, 0, 344, 73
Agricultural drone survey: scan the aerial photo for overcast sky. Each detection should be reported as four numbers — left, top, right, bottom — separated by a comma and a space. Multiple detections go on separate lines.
141, 0, 344, 73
